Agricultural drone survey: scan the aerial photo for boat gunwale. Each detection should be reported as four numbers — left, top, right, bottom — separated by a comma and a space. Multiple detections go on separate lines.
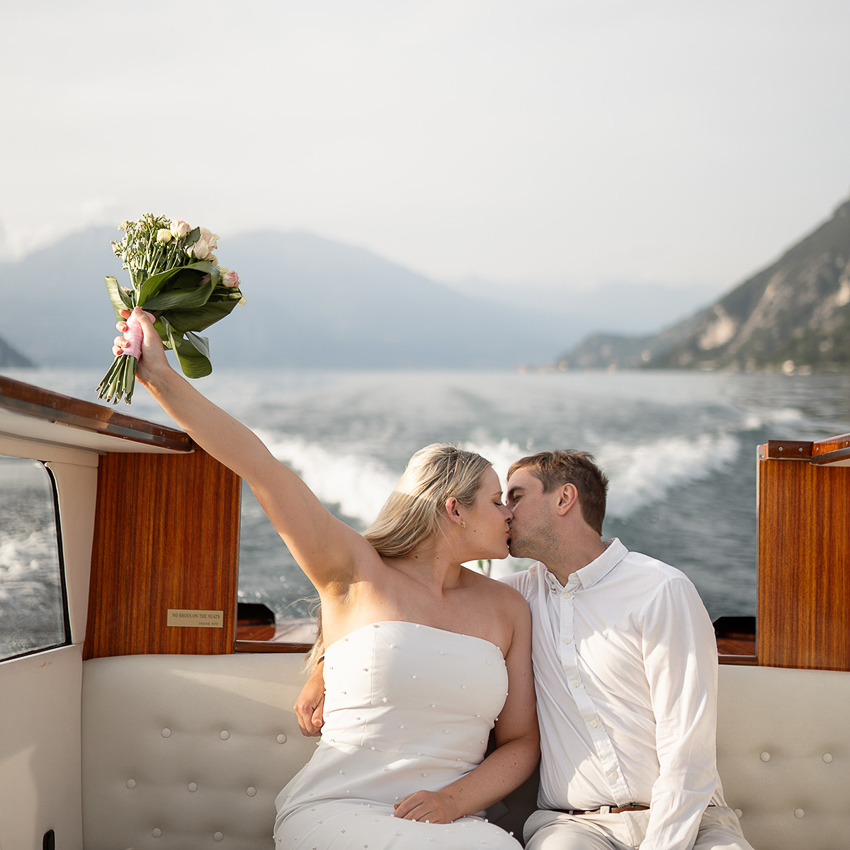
0, 375, 192, 452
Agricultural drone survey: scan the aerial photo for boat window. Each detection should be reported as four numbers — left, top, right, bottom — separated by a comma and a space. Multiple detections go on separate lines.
0, 456, 69, 661
237, 482, 319, 646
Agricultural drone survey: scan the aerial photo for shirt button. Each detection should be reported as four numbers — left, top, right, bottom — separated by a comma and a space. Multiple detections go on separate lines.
563, 591, 571, 599
610, 771, 618, 779
563, 638, 571, 645
591, 720, 598, 728
572, 680, 580, 687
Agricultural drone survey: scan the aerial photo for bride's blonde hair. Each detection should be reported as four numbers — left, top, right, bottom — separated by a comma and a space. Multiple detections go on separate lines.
305, 443, 491, 669
364, 443, 492, 557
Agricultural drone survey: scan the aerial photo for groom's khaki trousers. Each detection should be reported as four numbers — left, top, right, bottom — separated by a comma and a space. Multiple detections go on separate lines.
523, 805, 754, 850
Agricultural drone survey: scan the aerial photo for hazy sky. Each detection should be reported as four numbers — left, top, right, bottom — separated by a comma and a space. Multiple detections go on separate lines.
2, 0, 850, 298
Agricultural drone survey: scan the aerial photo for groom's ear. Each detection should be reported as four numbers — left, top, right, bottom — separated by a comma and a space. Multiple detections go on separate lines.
555, 483, 579, 517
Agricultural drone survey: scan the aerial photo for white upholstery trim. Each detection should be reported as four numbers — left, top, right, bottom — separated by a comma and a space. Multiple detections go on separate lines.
0, 645, 84, 850
81, 653, 316, 850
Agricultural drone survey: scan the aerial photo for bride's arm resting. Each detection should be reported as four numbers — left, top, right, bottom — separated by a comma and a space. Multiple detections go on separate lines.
393, 590, 539, 824
119, 309, 369, 593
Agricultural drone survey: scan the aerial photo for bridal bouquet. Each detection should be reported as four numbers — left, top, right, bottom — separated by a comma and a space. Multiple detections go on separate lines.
96, 214, 244, 403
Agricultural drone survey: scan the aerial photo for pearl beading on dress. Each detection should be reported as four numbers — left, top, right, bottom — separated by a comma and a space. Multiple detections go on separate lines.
274, 621, 518, 848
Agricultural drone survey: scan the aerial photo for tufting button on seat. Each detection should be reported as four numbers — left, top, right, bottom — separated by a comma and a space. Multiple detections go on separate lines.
823, 752, 833, 763
161, 728, 171, 738
188, 782, 198, 792
794, 809, 805, 819
220, 730, 230, 740
126, 779, 136, 789
214, 831, 224, 841
734, 809, 743, 818
759, 752, 770, 762
247, 786, 257, 797
152, 827, 162, 838
277, 733, 287, 744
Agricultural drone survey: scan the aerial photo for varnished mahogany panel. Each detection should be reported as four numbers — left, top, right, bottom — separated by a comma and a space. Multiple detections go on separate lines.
84, 448, 241, 658
759, 439, 813, 460
757, 456, 850, 671
811, 433, 850, 466
812, 433, 850, 455
235, 640, 314, 654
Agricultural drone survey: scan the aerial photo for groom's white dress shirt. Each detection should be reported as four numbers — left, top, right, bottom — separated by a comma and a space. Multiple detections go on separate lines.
502, 538, 728, 850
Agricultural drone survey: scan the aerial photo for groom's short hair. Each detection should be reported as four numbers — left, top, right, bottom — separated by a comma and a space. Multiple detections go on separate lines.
508, 450, 609, 534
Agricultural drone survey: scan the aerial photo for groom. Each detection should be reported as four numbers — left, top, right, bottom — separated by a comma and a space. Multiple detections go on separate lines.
496, 450, 752, 849
295, 449, 753, 850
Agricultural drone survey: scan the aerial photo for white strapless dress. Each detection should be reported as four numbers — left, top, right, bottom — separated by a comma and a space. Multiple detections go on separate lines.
274, 621, 522, 848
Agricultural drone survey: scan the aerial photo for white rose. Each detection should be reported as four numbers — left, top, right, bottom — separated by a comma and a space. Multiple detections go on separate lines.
199, 227, 219, 251
192, 238, 211, 260
170, 219, 191, 239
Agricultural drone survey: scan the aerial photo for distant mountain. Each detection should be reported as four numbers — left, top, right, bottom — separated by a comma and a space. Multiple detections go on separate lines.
0, 227, 576, 370
554, 312, 708, 371
0, 225, 122, 369
0, 335, 34, 368
557, 196, 850, 373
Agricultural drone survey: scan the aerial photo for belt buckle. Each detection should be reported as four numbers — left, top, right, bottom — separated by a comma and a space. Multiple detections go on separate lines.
611, 803, 649, 814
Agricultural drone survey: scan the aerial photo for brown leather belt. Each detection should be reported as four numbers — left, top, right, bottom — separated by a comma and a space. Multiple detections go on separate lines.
557, 805, 650, 815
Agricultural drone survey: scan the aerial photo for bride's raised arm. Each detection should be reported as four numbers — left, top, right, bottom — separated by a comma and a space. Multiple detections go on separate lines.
117, 307, 370, 593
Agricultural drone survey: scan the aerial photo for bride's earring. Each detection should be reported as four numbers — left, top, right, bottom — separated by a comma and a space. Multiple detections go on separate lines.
460, 520, 467, 528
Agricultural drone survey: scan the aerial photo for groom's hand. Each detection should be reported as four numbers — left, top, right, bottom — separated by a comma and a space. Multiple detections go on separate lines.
294, 661, 326, 736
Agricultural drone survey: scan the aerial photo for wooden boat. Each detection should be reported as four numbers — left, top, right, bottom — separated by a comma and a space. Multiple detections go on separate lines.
1, 374, 848, 849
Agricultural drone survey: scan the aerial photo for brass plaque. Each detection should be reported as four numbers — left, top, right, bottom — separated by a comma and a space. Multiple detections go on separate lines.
167, 609, 224, 629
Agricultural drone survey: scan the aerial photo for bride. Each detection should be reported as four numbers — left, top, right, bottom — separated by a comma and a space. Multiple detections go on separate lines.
114, 308, 539, 849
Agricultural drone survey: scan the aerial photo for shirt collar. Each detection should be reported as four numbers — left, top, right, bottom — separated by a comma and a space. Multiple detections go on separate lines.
543, 538, 628, 592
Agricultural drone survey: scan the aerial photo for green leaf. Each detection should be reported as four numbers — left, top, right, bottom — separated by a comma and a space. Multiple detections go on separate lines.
161, 316, 212, 379
136, 267, 180, 305
160, 290, 242, 334
142, 275, 217, 312
173, 333, 213, 378
185, 330, 211, 360
150, 316, 172, 350
105, 276, 134, 318
136, 261, 218, 307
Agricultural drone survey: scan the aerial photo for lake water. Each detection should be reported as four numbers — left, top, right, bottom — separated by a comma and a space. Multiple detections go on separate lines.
3, 367, 850, 637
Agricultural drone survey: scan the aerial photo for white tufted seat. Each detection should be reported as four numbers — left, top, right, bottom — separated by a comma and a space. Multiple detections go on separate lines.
80, 655, 850, 849
493, 664, 850, 848
81, 653, 317, 850
716, 664, 850, 850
